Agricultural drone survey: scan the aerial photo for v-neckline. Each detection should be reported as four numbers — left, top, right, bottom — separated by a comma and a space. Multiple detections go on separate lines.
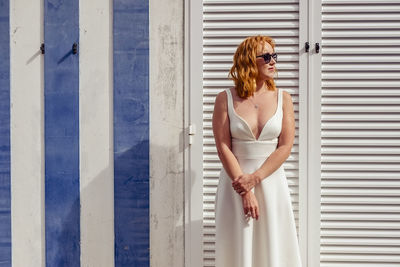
229, 88, 279, 141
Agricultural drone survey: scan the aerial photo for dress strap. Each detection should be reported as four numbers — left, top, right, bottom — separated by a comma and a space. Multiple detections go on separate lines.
278, 89, 283, 113
225, 88, 233, 116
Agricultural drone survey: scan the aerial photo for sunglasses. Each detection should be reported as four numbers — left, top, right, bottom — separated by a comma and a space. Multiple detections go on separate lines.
256, 53, 278, 64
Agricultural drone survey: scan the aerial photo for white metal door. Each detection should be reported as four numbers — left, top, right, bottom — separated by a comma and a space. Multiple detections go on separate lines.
319, 1, 400, 266
188, 1, 400, 267
201, 1, 307, 266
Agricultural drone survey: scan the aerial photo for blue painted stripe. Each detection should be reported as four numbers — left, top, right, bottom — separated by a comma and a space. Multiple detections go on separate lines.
44, 0, 80, 266
0, 0, 11, 265
113, 1, 149, 266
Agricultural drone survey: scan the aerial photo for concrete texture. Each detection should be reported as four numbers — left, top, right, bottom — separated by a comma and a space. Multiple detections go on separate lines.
1, 0, 11, 265
10, 0, 45, 266
113, 0, 150, 265
43, 0, 80, 265
80, 0, 114, 265
149, 0, 185, 266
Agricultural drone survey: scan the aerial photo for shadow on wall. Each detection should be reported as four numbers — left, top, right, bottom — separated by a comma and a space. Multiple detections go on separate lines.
148, 128, 204, 266
54, 139, 149, 266
55, 134, 202, 266
50, 198, 80, 266
114, 140, 150, 265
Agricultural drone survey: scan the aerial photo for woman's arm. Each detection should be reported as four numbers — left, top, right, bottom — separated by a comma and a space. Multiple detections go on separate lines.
212, 90, 243, 182
252, 90, 296, 182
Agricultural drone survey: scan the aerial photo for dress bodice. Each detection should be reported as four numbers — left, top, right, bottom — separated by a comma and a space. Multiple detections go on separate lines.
225, 88, 283, 159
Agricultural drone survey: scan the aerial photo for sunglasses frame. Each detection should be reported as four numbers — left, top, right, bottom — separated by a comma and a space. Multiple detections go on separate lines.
256, 52, 278, 64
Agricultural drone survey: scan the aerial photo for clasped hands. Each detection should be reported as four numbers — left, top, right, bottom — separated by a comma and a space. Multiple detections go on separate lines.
232, 173, 260, 196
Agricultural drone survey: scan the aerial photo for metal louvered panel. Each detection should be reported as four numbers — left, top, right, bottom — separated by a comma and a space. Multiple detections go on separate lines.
320, 1, 400, 266
202, 1, 300, 266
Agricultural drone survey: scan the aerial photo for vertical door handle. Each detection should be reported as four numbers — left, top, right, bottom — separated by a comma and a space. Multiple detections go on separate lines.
72, 43, 78, 54
315, 42, 320, 53
188, 124, 196, 145
305, 42, 310, 52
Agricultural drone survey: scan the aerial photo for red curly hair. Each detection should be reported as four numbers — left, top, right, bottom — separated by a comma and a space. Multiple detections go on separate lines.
228, 35, 278, 99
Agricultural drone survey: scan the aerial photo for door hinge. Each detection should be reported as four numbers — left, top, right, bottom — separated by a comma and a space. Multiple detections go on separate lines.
188, 124, 196, 145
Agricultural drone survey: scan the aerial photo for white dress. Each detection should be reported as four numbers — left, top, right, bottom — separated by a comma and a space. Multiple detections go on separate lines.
215, 88, 302, 267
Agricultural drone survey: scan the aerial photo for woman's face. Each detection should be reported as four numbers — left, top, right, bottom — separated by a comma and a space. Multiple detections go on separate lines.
255, 42, 276, 81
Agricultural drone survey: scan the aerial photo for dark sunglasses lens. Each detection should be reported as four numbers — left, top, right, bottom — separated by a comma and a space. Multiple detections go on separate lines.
264, 54, 271, 63
263, 53, 277, 63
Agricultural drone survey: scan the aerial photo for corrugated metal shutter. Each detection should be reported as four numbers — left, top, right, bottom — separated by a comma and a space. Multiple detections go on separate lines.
320, 1, 400, 266
202, 1, 301, 266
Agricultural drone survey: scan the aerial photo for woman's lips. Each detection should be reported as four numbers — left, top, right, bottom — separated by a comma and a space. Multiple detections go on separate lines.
268, 67, 274, 70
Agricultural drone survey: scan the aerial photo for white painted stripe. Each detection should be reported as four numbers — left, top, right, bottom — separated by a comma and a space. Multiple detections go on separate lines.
79, 0, 114, 266
10, 0, 45, 266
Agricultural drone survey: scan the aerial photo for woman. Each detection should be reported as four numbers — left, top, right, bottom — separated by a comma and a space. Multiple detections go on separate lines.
212, 35, 302, 267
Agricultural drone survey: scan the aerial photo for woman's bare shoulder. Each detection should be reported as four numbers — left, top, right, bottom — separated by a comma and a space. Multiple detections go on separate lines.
215, 88, 231, 107
281, 90, 294, 111
217, 88, 227, 98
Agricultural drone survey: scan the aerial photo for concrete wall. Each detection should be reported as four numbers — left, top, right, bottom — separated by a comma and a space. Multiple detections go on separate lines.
5, 0, 185, 265
10, 1, 45, 265
80, 0, 114, 265
149, 0, 185, 266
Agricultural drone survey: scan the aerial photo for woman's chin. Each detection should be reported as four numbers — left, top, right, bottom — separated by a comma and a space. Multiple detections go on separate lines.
264, 75, 275, 80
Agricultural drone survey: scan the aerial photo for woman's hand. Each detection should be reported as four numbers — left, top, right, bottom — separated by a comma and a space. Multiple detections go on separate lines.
232, 173, 260, 195
241, 191, 259, 220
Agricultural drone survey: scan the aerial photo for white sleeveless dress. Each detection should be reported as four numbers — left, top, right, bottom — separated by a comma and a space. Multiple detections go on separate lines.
214, 88, 302, 267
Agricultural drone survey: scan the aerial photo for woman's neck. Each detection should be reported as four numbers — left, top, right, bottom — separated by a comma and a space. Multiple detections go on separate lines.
254, 80, 267, 94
